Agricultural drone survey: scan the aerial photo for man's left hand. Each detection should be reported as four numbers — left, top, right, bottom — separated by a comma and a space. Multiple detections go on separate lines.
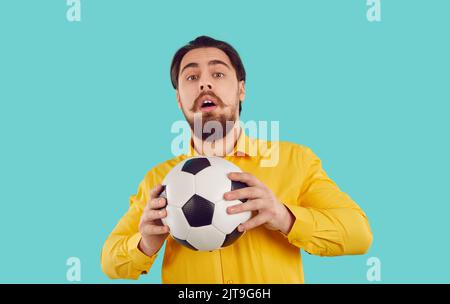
224, 172, 295, 235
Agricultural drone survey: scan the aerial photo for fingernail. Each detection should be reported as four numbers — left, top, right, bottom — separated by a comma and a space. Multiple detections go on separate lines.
227, 207, 234, 214
238, 225, 244, 232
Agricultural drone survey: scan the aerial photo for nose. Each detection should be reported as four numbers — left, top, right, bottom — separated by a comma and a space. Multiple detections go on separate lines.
199, 75, 213, 91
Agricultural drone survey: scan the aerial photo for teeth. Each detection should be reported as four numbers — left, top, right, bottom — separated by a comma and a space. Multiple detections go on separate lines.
202, 100, 215, 108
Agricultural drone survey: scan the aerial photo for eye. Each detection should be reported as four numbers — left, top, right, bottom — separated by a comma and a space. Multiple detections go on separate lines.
213, 72, 225, 78
186, 75, 199, 81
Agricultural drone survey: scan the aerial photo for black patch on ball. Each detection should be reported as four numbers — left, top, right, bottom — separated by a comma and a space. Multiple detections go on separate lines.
182, 194, 215, 227
172, 236, 197, 251
231, 181, 249, 203
181, 158, 211, 175
222, 227, 244, 247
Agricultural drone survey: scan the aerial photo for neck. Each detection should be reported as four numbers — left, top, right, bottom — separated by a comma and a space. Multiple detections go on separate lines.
192, 122, 242, 157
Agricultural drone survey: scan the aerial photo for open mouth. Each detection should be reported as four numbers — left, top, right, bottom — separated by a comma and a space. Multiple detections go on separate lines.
200, 99, 218, 112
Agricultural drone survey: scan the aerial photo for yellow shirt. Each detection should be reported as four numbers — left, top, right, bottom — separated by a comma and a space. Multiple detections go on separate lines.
101, 132, 373, 283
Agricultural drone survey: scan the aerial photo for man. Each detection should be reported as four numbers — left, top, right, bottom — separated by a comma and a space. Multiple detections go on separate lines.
101, 36, 373, 283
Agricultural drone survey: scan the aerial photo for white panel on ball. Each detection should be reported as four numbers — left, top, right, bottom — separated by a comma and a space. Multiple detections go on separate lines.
194, 163, 232, 203
187, 225, 226, 251
162, 205, 191, 240
164, 171, 195, 208
212, 199, 252, 234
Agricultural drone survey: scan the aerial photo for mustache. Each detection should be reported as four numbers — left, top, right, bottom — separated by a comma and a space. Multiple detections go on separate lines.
190, 91, 224, 111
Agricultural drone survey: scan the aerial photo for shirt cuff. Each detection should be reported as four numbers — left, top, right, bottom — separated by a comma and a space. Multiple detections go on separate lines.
127, 232, 158, 274
282, 204, 315, 247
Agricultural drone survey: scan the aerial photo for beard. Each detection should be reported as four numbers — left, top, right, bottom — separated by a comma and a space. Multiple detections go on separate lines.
182, 102, 239, 142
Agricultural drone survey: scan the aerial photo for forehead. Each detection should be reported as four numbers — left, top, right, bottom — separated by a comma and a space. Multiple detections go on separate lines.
180, 47, 232, 70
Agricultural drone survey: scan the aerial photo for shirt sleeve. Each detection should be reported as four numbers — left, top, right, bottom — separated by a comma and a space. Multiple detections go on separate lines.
100, 174, 162, 279
283, 146, 373, 256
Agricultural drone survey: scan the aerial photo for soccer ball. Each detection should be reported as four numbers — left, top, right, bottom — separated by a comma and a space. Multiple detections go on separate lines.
159, 156, 251, 251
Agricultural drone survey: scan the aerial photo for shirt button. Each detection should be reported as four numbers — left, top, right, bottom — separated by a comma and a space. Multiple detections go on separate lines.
226, 280, 233, 284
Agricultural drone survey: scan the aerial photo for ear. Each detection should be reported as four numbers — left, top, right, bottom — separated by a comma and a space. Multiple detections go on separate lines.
176, 90, 182, 109
238, 81, 246, 104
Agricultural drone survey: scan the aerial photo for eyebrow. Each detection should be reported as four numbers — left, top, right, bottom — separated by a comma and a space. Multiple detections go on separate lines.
180, 59, 231, 75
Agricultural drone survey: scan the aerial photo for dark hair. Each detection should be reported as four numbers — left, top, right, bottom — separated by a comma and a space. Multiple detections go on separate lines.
170, 36, 246, 115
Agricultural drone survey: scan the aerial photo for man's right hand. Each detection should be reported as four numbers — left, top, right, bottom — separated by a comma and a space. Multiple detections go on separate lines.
138, 184, 170, 257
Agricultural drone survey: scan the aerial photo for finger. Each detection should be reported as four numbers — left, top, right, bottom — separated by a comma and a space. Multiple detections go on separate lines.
227, 199, 264, 214
141, 209, 167, 223
238, 213, 269, 232
149, 184, 163, 199
227, 172, 262, 187
152, 197, 167, 210
145, 197, 167, 211
142, 224, 170, 236
224, 186, 265, 201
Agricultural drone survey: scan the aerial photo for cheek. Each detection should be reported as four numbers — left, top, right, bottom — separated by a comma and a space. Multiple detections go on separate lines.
217, 85, 239, 105
178, 88, 196, 107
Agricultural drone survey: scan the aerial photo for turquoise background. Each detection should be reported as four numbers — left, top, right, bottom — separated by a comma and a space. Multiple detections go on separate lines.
1, 0, 449, 283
